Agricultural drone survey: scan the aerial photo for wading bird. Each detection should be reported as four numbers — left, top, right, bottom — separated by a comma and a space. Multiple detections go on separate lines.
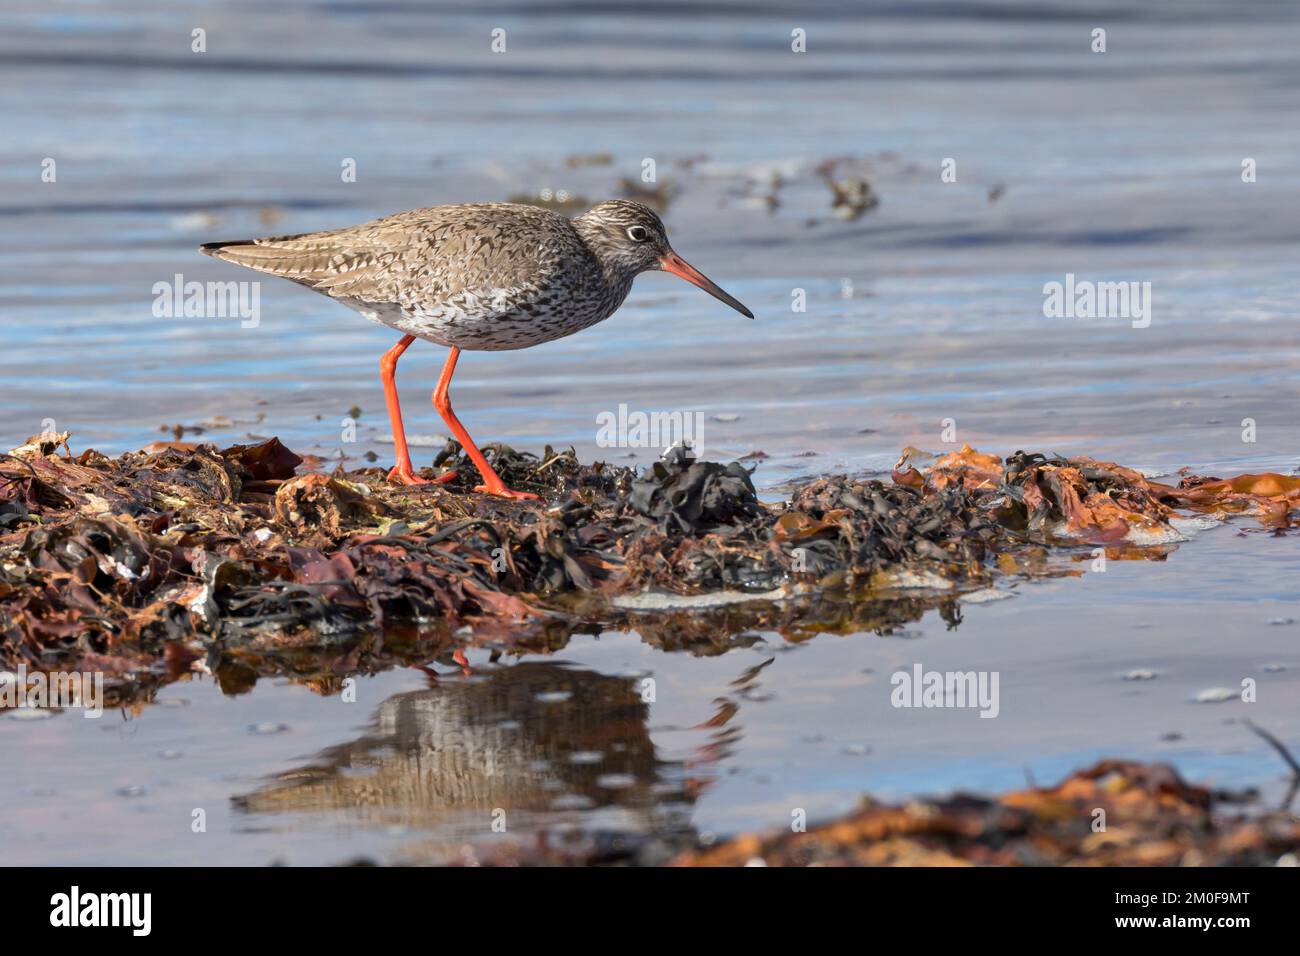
202, 200, 752, 499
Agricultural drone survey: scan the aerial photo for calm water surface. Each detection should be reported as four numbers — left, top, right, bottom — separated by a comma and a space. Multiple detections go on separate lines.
1, 0, 1298, 863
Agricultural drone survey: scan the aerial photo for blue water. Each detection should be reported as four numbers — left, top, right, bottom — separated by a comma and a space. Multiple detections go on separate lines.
0, 0, 1298, 863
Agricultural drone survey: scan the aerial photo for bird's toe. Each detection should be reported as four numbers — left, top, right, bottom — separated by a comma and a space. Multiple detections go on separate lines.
475, 483, 540, 501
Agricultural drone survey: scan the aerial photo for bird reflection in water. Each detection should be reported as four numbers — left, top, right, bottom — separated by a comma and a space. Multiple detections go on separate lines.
234, 661, 703, 858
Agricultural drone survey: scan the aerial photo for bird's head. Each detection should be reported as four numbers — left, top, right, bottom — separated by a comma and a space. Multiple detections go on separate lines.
575, 200, 753, 318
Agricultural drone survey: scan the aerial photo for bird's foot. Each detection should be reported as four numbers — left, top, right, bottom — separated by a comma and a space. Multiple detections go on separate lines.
475, 482, 540, 501
387, 465, 457, 486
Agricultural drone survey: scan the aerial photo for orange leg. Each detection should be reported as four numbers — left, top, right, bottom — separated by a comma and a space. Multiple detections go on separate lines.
380, 335, 455, 486
432, 347, 539, 500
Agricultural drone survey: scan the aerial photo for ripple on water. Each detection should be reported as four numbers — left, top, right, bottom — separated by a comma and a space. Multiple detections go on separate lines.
249, 722, 290, 735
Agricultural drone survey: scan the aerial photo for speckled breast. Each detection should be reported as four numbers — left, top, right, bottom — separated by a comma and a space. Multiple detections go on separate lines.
348, 276, 631, 351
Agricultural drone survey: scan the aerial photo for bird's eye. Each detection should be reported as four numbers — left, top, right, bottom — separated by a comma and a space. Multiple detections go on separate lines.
626, 226, 649, 242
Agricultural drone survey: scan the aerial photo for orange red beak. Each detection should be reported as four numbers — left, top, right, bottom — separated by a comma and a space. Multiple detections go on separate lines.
660, 252, 754, 319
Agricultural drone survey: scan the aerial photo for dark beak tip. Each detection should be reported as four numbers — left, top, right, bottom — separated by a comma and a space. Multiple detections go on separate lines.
660, 252, 753, 320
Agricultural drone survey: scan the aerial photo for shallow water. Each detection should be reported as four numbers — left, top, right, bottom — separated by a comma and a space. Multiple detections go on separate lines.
1, 0, 1298, 863
4, 527, 1298, 866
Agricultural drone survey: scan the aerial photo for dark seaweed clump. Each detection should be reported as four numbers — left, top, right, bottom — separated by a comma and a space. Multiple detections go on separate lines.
6, 432, 1276, 696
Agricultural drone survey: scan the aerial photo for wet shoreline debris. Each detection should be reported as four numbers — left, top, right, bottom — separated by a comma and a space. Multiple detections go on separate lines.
371, 755, 1300, 866
667, 759, 1300, 867
1, 435, 1297, 700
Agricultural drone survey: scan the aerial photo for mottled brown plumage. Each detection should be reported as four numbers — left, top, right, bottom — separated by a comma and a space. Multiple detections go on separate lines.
200, 199, 751, 497
202, 199, 748, 349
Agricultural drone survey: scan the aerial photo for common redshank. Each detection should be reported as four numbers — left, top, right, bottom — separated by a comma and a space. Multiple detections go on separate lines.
201, 200, 752, 499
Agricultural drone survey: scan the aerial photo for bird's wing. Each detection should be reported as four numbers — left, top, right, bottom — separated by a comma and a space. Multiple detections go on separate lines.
199, 204, 569, 306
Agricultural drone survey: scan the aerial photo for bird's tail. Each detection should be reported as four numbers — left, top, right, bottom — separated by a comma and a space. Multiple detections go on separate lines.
199, 236, 307, 277
198, 233, 363, 286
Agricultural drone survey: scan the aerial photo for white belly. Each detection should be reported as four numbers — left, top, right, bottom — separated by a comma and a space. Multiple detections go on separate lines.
346, 290, 614, 352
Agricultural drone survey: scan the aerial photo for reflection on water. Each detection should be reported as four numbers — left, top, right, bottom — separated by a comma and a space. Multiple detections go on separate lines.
225, 595, 964, 862
186, 592, 962, 706
0, 526, 1297, 866
235, 662, 701, 860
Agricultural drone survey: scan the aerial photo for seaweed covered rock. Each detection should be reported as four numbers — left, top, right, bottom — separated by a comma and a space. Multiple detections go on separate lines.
2, 434, 1297, 691
779, 475, 998, 583
627, 445, 763, 532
